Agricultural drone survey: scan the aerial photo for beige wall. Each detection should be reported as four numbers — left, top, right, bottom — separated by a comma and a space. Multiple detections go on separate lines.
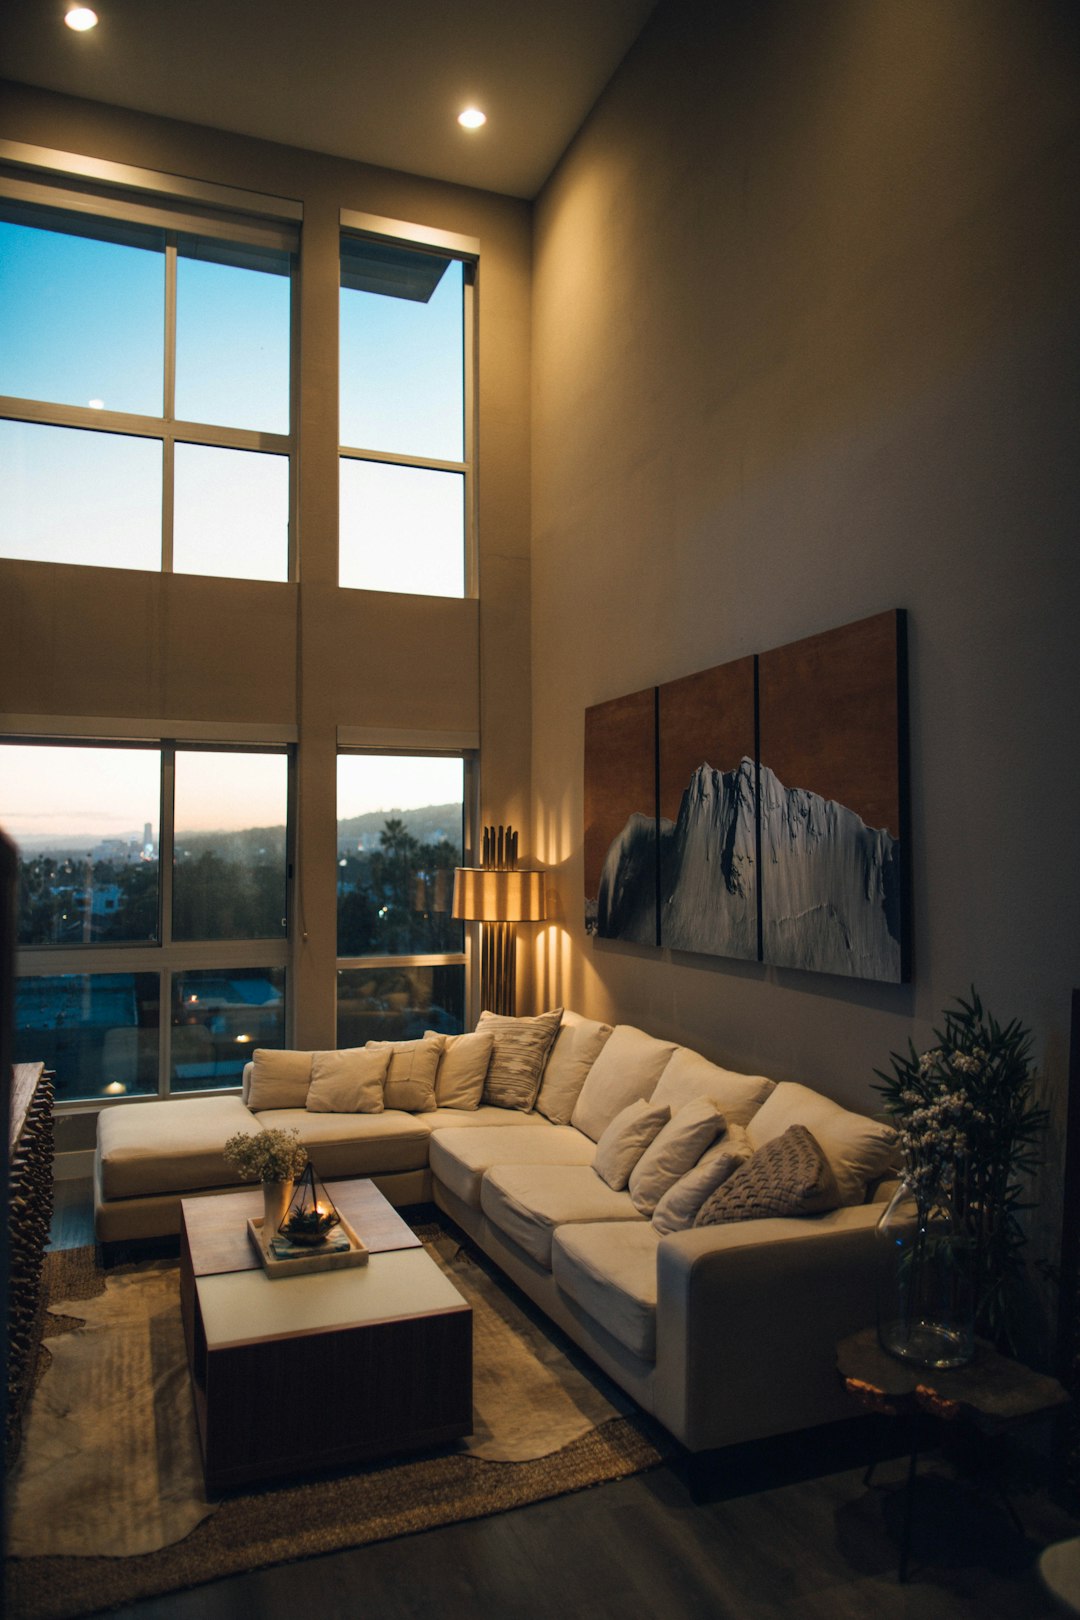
0, 83, 533, 1044
530, 0, 1079, 1308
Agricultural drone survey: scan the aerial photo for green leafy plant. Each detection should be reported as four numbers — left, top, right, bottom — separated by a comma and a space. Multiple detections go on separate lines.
222, 1127, 308, 1184
874, 988, 1048, 1348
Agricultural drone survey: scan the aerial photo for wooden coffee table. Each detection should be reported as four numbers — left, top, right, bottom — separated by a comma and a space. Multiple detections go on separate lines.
180, 1179, 472, 1492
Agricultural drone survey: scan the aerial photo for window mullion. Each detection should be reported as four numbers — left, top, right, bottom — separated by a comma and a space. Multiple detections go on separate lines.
162, 239, 177, 571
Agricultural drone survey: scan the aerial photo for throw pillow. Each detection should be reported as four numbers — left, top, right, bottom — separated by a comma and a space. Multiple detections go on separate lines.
247, 1049, 314, 1112
650, 1047, 775, 1127
745, 1081, 898, 1206
535, 1012, 614, 1125
306, 1046, 389, 1113
570, 1025, 678, 1142
628, 1096, 726, 1215
694, 1124, 840, 1226
651, 1123, 754, 1234
367, 1038, 441, 1113
592, 1097, 671, 1191
478, 1008, 563, 1111
423, 1028, 493, 1110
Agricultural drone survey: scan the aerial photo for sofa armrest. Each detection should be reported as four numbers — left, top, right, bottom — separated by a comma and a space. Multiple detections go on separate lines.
653, 1204, 883, 1451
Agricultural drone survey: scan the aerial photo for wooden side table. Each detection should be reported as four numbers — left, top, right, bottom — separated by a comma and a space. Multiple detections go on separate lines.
838, 1327, 1070, 1581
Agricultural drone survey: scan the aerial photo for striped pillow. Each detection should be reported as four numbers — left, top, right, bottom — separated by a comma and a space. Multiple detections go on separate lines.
477, 1008, 563, 1112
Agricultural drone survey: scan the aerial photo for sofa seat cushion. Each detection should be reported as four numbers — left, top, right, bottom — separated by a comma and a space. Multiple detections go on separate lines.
429, 1124, 595, 1208
552, 1221, 661, 1362
423, 1104, 552, 1132
254, 1107, 431, 1178
97, 1096, 262, 1200
480, 1164, 642, 1269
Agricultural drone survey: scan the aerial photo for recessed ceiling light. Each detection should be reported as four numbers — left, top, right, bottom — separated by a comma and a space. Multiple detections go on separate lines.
65, 7, 98, 30
458, 108, 487, 130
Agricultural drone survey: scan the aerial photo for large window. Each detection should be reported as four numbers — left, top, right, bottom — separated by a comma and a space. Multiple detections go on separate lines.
2, 740, 290, 1104
339, 231, 473, 597
336, 754, 467, 1045
0, 188, 294, 579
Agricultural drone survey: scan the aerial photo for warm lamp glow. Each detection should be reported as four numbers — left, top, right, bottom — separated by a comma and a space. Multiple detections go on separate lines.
65, 7, 99, 30
452, 867, 547, 923
458, 107, 487, 130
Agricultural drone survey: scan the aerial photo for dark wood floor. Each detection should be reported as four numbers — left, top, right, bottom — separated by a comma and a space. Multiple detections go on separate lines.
44, 1180, 1079, 1620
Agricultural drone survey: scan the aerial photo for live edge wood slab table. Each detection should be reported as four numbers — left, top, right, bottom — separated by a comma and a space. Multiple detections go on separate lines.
180, 1179, 473, 1493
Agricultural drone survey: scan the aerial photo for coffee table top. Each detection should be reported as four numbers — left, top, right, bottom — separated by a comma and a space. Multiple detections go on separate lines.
181, 1177, 421, 1278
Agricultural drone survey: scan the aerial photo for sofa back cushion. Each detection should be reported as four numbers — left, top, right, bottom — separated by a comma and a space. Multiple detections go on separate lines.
746, 1081, 897, 1206
535, 1011, 614, 1125
651, 1047, 775, 1127
423, 1028, 493, 1110
367, 1038, 441, 1112
247, 1048, 314, 1111
571, 1025, 678, 1143
306, 1046, 389, 1113
628, 1096, 727, 1215
694, 1124, 839, 1225
478, 1008, 563, 1111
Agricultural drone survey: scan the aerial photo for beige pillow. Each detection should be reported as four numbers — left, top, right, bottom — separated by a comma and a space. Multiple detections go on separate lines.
368, 1038, 441, 1113
424, 1028, 493, 1110
694, 1125, 839, 1226
247, 1049, 314, 1111
306, 1047, 388, 1113
651, 1123, 754, 1234
592, 1098, 671, 1191
535, 1012, 614, 1125
651, 1047, 775, 1127
628, 1096, 726, 1215
478, 1008, 563, 1111
570, 1025, 678, 1142
746, 1081, 897, 1206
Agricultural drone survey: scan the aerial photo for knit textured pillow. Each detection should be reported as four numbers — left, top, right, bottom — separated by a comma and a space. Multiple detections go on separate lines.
693, 1124, 839, 1226
477, 1008, 563, 1111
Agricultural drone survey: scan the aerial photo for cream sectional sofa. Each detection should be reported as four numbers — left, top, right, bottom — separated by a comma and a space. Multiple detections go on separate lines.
94, 1012, 897, 1453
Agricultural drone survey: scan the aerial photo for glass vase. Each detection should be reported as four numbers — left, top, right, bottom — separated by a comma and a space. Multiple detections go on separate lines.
876, 1178, 975, 1369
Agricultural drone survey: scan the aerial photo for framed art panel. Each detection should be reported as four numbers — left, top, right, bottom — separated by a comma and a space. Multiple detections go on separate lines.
584, 687, 658, 945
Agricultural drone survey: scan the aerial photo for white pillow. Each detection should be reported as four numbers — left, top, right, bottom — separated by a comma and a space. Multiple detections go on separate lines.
367, 1038, 441, 1113
571, 1025, 678, 1142
651, 1047, 775, 1127
592, 1098, 671, 1191
306, 1047, 388, 1113
628, 1096, 726, 1215
424, 1029, 493, 1110
746, 1081, 897, 1206
247, 1049, 314, 1112
535, 1012, 614, 1125
651, 1123, 754, 1234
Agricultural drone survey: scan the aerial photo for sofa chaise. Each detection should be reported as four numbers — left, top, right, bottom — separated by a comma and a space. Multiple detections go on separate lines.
94, 1009, 898, 1453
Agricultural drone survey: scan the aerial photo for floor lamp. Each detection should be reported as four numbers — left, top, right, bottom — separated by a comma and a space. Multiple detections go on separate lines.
452, 827, 547, 1017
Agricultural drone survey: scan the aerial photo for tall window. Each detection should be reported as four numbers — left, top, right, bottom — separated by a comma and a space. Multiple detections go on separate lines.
0, 188, 295, 579
2, 740, 290, 1104
339, 230, 473, 597
336, 754, 467, 1045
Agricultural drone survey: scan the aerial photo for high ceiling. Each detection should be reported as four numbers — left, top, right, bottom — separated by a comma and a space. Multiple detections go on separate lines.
0, 0, 659, 199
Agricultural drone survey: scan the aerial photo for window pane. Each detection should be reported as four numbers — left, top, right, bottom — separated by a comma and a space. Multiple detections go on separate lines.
337, 965, 464, 1046
173, 751, 288, 941
171, 966, 285, 1092
1, 744, 160, 945
339, 459, 464, 596
0, 420, 162, 570
176, 251, 290, 433
0, 215, 163, 416
173, 443, 289, 581
15, 973, 159, 1104
337, 755, 463, 956
340, 251, 463, 462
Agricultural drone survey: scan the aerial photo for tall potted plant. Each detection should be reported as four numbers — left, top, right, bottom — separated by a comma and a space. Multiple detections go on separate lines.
875, 989, 1048, 1355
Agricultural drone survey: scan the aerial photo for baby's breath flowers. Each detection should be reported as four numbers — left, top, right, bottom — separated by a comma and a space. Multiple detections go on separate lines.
223, 1127, 308, 1184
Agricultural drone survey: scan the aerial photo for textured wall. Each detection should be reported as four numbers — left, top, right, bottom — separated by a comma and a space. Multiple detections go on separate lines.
530, 0, 1080, 1309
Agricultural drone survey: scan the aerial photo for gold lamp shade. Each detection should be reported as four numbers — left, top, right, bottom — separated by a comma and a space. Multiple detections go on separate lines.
451, 867, 547, 924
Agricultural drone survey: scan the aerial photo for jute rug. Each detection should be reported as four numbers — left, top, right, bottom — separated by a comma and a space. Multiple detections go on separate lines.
6, 1225, 668, 1620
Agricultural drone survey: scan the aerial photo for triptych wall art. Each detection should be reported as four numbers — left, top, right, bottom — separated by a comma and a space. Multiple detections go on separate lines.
584, 610, 909, 983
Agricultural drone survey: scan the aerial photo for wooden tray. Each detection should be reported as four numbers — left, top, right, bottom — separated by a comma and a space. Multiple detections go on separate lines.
247, 1212, 369, 1278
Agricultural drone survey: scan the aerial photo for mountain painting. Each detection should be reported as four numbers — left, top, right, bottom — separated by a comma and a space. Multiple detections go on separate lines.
584, 611, 909, 983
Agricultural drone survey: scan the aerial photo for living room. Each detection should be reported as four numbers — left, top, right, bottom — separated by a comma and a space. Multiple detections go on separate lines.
2, 0, 1079, 1614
